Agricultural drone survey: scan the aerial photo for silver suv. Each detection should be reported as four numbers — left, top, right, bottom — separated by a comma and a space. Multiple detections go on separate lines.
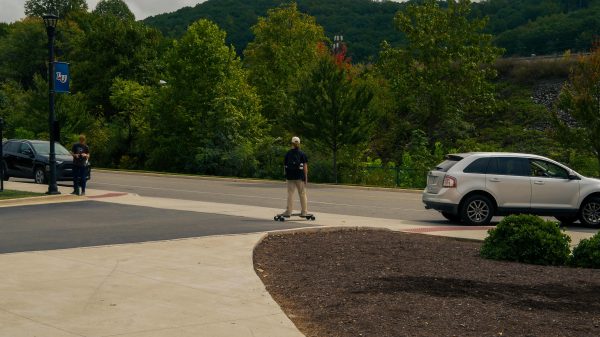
422, 153, 600, 226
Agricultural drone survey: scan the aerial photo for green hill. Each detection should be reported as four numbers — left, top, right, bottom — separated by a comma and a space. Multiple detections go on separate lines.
471, 0, 600, 56
143, 0, 600, 61
143, 0, 406, 62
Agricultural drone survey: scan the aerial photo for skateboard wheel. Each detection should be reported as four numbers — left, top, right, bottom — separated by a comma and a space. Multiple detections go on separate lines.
310, 216, 316, 220
279, 217, 285, 222
274, 216, 278, 221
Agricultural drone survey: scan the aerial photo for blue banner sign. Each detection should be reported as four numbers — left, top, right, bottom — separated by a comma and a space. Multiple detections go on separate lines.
54, 62, 70, 93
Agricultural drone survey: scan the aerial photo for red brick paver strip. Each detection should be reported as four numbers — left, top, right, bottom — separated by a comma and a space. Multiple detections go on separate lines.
86, 192, 129, 199
403, 226, 494, 233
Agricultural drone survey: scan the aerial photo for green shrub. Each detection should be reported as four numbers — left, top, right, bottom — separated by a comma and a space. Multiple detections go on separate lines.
480, 214, 571, 266
571, 232, 600, 269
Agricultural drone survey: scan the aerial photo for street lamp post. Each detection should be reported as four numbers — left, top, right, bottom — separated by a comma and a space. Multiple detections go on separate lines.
43, 14, 60, 195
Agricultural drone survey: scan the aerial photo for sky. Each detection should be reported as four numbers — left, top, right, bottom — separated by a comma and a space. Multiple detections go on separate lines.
0, 0, 208, 23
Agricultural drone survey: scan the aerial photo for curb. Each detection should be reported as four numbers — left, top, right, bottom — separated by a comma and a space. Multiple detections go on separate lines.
252, 226, 486, 254
252, 226, 394, 253
94, 169, 423, 194
0, 194, 82, 207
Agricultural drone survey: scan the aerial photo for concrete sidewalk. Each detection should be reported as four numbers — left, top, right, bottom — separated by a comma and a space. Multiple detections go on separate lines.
1, 182, 305, 337
0, 234, 301, 337
1, 181, 598, 337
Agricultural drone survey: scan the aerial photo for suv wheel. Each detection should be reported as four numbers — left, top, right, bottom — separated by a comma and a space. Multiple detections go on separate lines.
34, 167, 46, 184
461, 195, 494, 226
441, 212, 461, 222
579, 197, 600, 227
555, 216, 577, 226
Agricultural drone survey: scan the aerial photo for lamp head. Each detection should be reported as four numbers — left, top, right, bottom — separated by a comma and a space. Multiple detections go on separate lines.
42, 14, 59, 30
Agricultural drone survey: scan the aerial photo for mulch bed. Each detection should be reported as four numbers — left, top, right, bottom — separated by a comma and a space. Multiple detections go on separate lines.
253, 229, 600, 337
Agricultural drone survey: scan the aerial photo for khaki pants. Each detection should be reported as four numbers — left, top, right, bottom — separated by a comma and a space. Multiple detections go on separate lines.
286, 180, 308, 215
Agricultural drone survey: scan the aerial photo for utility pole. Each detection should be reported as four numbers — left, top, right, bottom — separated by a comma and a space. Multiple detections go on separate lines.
332, 35, 344, 55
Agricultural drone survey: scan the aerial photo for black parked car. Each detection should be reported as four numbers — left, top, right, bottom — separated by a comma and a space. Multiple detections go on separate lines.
1, 139, 90, 184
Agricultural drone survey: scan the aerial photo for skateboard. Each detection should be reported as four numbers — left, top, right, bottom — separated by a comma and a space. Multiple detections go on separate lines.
274, 213, 316, 221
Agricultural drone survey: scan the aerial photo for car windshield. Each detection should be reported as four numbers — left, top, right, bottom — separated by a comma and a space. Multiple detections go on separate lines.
31, 142, 71, 156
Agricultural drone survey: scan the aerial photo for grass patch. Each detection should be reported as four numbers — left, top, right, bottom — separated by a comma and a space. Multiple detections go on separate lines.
0, 190, 44, 200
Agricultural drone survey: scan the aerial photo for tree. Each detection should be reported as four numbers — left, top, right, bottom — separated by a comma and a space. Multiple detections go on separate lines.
296, 46, 374, 183
109, 78, 151, 156
24, 0, 88, 18
558, 46, 600, 172
378, 0, 502, 149
149, 19, 265, 173
70, 14, 163, 118
93, 0, 135, 21
243, 3, 326, 128
0, 18, 47, 87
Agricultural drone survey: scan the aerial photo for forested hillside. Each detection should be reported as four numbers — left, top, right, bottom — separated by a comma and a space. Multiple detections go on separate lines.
144, 0, 600, 60
144, 0, 405, 62
472, 0, 600, 55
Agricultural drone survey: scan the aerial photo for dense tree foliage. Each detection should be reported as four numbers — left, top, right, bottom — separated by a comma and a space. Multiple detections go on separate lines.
144, 0, 600, 60
558, 46, 600, 169
0, 0, 598, 186
378, 0, 501, 152
24, 0, 88, 18
244, 3, 325, 126
471, 0, 600, 56
93, 0, 135, 21
144, 0, 405, 62
147, 19, 265, 173
295, 47, 374, 182
0, 18, 47, 88
70, 14, 163, 118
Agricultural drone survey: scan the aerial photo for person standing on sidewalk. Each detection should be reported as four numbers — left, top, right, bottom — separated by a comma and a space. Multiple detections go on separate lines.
283, 136, 309, 216
71, 134, 89, 196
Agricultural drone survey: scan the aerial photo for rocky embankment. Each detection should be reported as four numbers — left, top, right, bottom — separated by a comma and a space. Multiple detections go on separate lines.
531, 79, 577, 128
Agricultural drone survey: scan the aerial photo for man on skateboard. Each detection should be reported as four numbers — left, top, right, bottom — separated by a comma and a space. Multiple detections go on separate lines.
282, 136, 309, 217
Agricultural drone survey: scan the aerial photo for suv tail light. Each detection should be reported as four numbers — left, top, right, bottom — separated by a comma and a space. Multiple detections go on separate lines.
443, 175, 457, 188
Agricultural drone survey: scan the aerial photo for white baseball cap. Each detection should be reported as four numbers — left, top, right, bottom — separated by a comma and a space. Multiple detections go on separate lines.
291, 136, 301, 144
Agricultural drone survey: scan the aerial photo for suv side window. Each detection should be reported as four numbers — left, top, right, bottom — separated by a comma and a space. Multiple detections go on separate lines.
7, 141, 19, 153
488, 157, 530, 176
463, 157, 490, 174
18, 142, 32, 155
530, 159, 569, 179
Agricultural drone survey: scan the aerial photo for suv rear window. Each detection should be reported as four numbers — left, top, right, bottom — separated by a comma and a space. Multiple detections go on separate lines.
434, 159, 460, 172
464, 157, 490, 174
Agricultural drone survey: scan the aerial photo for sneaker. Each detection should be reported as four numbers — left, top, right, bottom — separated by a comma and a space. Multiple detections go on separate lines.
281, 212, 292, 217
71, 190, 79, 195
80, 192, 86, 196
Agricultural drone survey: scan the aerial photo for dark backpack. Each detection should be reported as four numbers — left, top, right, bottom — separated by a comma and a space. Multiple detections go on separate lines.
286, 151, 304, 172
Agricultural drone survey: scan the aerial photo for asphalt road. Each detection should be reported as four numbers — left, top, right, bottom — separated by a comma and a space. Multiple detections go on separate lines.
86, 170, 442, 223
3, 171, 444, 254
0, 201, 314, 254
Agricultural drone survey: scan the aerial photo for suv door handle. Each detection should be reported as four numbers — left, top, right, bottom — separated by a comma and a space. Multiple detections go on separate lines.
534, 180, 545, 185
489, 178, 501, 182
